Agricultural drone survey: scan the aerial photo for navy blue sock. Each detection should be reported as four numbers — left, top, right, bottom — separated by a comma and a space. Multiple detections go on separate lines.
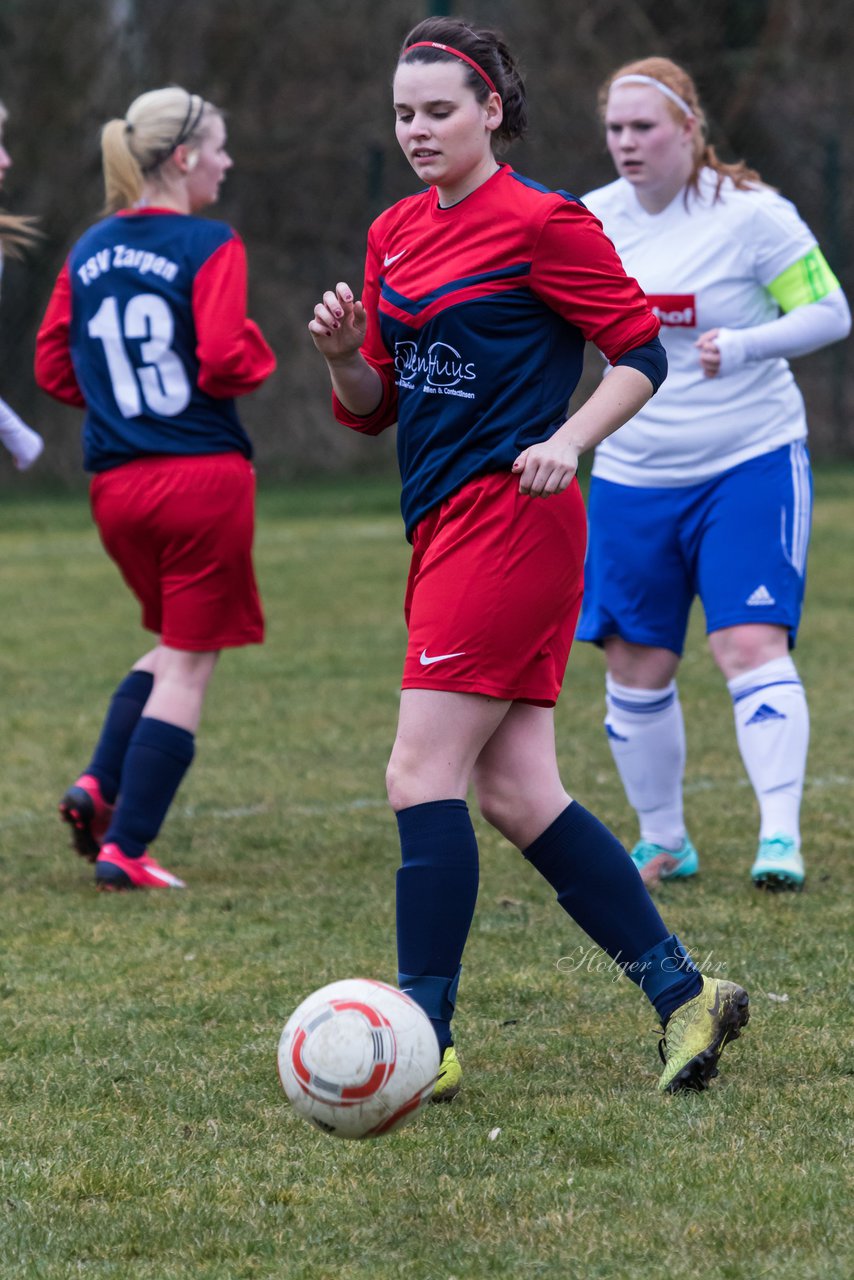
104, 717, 195, 858
523, 802, 702, 1023
629, 934, 705, 1026
395, 799, 479, 1052
87, 670, 154, 803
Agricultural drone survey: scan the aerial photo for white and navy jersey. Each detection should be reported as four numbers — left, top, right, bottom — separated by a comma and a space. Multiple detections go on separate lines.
583, 168, 816, 487
36, 208, 275, 472
333, 164, 660, 536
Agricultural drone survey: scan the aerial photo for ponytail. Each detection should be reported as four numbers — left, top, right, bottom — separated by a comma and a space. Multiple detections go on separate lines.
0, 101, 40, 255
0, 212, 40, 258
101, 87, 216, 213
101, 117, 144, 213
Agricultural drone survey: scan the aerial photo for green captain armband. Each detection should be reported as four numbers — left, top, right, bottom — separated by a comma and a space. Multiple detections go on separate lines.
767, 248, 840, 312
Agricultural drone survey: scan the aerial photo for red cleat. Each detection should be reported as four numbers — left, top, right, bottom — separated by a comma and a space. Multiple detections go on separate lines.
59, 774, 115, 862
95, 843, 187, 891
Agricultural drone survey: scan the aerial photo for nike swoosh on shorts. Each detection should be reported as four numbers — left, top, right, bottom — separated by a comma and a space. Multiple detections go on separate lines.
419, 649, 466, 666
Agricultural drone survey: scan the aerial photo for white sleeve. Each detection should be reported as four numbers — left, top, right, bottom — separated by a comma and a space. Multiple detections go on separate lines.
714, 290, 851, 374
0, 396, 45, 470
748, 189, 818, 286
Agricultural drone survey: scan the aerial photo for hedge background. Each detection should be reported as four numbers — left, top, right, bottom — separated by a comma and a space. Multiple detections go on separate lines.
1, 0, 850, 486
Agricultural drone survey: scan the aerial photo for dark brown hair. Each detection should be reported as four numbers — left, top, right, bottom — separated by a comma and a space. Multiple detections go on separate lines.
400, 17, 527, 148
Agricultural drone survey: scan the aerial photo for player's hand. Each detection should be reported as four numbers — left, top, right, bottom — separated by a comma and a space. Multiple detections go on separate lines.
512, 438, 580, 497
308, 282, 367, 361
696, 327, 722, 378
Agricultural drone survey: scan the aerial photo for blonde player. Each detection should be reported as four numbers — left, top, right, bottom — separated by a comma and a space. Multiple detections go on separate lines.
36, 88, 275, 890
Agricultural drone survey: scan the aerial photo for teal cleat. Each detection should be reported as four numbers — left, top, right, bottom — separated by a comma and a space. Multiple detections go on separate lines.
751, 834, 804, 891
630, 836, 699, 888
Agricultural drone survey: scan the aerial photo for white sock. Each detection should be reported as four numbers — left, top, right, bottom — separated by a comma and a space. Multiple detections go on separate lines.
0, 396, 44, 470
728, 656, 808, 846
605, 675, 686, 849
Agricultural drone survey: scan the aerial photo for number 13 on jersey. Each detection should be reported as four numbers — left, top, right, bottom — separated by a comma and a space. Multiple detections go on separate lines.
88, 293, 192, 418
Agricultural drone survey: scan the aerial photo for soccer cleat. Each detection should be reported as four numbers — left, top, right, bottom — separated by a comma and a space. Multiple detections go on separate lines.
431, 1045, 462, 1103
95, 843, 187, 891
751, 834, 804, 891
59, 774, 115, 862
657, 975, 750, 1093
630, 836, 698, 887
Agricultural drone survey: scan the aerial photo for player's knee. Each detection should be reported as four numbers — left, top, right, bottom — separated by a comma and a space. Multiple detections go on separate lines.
156, 647, 217, 682
709, 624, 788, 677
605, 639, 678, 688
385, 751, 419, 813
476, 776, 519, 842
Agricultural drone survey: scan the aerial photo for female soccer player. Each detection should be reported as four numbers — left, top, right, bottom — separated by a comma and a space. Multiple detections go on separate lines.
0, 100, 44, 471
309, 18, 749, 1098
36, 87, 275, 890
578, 58, 851, 891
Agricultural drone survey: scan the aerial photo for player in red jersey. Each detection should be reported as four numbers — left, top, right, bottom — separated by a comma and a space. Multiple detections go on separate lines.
309, 18, 749, 1097
36, 87, 275, 891
0, 100, 44, 472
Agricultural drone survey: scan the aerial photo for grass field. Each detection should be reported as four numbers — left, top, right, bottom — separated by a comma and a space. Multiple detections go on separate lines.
1, 470, 852, 1279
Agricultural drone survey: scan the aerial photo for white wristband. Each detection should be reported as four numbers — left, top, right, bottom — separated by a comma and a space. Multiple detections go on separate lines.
0, 396, 45, 470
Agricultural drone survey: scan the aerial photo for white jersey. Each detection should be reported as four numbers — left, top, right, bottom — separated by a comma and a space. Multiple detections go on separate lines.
583, 168, 815, 487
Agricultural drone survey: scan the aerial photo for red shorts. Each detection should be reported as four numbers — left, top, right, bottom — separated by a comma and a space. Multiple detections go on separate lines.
90, 452, 264, 651
402, 471, 587, 707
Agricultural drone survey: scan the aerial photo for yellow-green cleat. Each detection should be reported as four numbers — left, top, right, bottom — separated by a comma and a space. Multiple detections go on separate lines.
658, 976, 749, 1093
432, 1045, 462, 1103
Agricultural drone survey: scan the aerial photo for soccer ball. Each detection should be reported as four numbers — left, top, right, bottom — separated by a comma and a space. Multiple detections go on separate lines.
277, 978, 440, 1140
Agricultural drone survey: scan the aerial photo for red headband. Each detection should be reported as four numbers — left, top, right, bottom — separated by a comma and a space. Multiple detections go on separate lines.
402, 42, 498, 96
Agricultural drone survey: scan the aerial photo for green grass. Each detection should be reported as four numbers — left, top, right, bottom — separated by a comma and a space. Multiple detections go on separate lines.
1, 471, 852, 1279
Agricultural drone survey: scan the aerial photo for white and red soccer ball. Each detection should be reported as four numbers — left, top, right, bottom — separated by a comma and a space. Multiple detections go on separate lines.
277, 978, 440, 1139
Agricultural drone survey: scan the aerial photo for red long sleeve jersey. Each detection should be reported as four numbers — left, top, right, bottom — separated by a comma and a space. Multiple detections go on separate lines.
334, 165, 660, 536
35, 208, 275, 472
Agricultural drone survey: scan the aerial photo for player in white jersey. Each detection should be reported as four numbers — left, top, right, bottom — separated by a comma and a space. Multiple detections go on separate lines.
0, 101, 43, 471
577, 57, 851, 891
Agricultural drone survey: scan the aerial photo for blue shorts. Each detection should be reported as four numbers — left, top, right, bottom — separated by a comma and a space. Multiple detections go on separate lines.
577, 442, 812, 654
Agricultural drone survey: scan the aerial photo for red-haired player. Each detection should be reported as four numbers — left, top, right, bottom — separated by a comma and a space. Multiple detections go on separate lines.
578, 58, 850, 891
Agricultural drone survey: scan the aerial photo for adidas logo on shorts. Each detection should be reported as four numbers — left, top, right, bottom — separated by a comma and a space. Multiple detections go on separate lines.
746, 584, 775, 606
